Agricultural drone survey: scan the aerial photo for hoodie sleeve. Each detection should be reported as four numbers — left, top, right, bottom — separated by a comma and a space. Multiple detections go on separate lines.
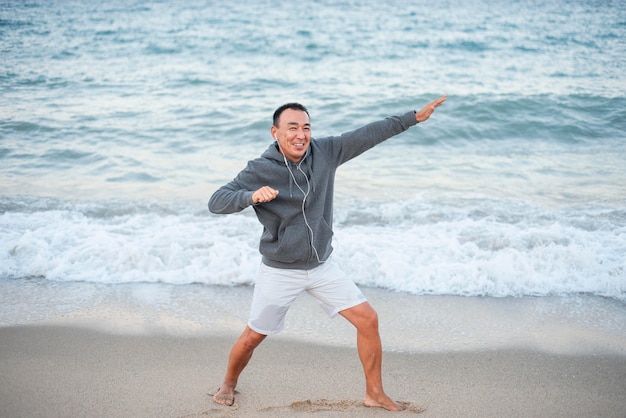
331, 110, 418, 165
208, 160, 259, 214
208, 180, 255, 214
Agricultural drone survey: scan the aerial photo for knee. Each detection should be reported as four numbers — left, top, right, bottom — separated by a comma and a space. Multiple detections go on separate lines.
240, 327, 266, 351
365, 309, 379, 330
342, 303, 380, 334
357, 308, 379, 333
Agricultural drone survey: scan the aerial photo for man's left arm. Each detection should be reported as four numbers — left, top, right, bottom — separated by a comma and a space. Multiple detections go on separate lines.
333, 95, 447, 164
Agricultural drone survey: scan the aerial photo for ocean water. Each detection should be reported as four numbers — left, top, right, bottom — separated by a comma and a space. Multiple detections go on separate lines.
1, 0, 626, 336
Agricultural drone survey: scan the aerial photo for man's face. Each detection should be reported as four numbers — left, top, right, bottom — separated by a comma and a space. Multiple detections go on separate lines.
271, 108, 311, 163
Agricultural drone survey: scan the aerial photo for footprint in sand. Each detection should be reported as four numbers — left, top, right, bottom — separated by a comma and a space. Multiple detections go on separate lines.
263, 398, 425, 414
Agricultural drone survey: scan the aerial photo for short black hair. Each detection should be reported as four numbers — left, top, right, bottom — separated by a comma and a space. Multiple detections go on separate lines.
272, 103, 309, 127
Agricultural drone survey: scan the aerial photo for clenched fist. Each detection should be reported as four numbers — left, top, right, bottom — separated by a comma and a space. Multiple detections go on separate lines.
252, 186, 279, 204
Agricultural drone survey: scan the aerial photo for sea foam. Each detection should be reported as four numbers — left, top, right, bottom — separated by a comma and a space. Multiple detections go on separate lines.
2, 196, 624, 301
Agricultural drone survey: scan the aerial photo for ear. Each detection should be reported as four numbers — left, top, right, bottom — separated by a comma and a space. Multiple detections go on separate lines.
270, 126, 278, 140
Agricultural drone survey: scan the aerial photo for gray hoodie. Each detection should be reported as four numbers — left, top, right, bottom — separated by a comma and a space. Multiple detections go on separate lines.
208, 110, 418, 269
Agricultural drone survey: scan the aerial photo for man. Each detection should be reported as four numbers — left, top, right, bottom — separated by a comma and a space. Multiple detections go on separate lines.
208, 95, 446, 411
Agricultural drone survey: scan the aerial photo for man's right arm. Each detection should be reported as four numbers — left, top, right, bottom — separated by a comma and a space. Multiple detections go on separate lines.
208, 181, 255, 214
209, 175, 279, 214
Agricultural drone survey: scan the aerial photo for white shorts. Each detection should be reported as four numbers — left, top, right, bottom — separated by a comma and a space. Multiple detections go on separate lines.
248, 260, 367, 335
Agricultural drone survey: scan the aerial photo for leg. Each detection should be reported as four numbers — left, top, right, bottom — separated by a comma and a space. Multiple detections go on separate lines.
340, 302, 404, 411
214, 263, 303, 405
213, 326, 266, 406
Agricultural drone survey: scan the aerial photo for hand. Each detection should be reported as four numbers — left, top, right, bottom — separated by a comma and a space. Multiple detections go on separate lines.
252, 186, 279, 204
415, 95, 447, 123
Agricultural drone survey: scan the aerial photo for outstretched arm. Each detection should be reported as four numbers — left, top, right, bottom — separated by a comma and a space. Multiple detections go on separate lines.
329, 95, 448, 166
415, 95, 447, 123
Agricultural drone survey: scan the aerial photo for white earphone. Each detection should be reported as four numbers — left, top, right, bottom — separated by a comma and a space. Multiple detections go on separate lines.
282, 150, 324, 264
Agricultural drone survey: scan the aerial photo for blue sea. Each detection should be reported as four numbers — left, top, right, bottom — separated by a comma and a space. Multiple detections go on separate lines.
1, 0, 625, 351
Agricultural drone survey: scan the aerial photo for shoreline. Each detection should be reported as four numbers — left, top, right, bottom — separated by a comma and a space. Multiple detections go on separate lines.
2, 279, 625, 356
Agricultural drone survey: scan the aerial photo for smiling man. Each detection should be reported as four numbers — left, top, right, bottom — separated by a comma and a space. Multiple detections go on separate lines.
208, 96, 446, 411
272, 106, 311, 163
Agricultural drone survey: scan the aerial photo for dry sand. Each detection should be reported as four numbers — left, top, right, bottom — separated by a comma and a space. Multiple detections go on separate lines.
1, 323, 625, 417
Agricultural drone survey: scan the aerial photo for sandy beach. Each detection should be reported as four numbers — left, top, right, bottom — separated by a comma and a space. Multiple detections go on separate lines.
1, 280, 625, 417
1, 312, 625, 417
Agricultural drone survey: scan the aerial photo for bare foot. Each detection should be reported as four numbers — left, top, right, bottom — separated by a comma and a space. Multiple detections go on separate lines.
212, 385, 235, 406
364, 395, 405, 411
